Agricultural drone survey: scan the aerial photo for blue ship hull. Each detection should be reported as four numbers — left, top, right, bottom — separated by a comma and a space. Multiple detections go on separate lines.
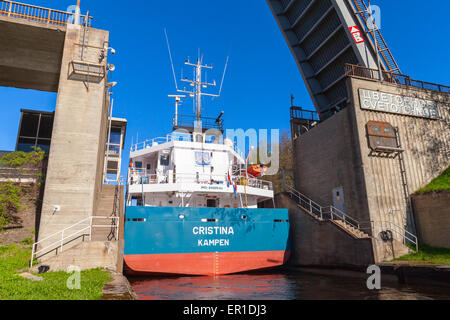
124, 207, 291, 275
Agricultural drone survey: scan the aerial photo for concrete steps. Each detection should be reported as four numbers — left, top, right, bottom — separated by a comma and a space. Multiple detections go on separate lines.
331, 220, 370, 239
31, 241, 119, 272
297, 204, 369, 239
297, 205, 325, 222
92, 185, 123, 241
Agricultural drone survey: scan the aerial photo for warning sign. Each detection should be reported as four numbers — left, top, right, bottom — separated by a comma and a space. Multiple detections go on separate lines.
349, 26, 365, 44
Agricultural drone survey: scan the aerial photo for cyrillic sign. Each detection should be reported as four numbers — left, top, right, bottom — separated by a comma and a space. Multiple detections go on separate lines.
359, 89, 439, 119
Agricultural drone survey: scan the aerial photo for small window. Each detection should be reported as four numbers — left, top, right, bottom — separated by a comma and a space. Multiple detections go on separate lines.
207, 199, 217, 208
147, 164, 151, 170
160, 155, 170, 166
135, 161, 143, 169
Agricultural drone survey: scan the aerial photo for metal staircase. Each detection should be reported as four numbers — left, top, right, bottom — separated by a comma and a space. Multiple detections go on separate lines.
347, 0, 401, 73
285, 185, 418, 251
285, 185, 370, 239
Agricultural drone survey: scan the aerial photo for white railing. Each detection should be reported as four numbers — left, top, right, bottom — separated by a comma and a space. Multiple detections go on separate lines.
0, 0, 93, 26
285, 185, 418, 251
30, 216, 119, 267
286, 184, 362, 233
360, 220, 418, 252
130, 136, 173, 152
130, 133, 246, 159
127, 168, 273, 191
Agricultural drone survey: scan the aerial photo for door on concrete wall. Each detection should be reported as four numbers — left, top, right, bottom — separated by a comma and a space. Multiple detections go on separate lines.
332, 187, 346, 213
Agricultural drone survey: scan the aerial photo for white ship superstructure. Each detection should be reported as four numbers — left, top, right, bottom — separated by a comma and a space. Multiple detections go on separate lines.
126, 55, 274, 209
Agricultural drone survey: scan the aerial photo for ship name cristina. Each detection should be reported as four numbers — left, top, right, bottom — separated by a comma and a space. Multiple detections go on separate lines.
193, 226, 235, 235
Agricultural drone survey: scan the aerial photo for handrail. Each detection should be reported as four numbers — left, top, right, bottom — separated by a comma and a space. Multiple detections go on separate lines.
360, 220, 418, 252
128, 168, 273, 191
346, 64, 450, 94
285, 184, 363, 233
0, 0, 93, 27
30, 216, 119, 267
130, 133, 246, 159
285, 185, 419, 252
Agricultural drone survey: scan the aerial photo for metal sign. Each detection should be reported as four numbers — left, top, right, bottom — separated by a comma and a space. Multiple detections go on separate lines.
359, 89, 439, 119
366, 121, 398, 152
349, 26, 365, 44
195, 152, 211, 166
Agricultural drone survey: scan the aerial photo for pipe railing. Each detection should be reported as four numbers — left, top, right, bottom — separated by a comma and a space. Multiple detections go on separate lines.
286, 184, 362, 232
30, 216, 119, 267
360, 220, 418, 252
285, 184, 419, 251
128, 168, 273, 191
346, 64, 450, 94
0, 0, 93, 27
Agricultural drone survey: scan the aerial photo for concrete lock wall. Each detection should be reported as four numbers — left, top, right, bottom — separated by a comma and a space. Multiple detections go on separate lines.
38, 23, 110, 247
412, 192, 450, 249
349, 77, 450, 235
292, 76, 449, 264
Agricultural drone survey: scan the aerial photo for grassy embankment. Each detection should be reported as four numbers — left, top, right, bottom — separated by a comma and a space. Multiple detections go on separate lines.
394, 167, 450, 265
416, 166, 450, 194
394, 244, 450, 265
0, 240, 112, 300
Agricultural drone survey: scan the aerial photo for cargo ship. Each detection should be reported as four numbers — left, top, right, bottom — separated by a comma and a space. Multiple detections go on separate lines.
124, 55, 290, 276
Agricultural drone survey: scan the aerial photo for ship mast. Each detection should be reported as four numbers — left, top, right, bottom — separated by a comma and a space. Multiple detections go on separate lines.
177, 56, 219, 125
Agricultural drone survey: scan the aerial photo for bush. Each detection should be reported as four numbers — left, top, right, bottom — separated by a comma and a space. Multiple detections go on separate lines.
0, 182, 22, 230
0, 148, 45, 169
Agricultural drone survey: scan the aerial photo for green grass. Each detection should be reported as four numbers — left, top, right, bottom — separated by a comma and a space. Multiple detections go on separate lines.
417, 166, 450, 194
0, 243, 112, 300
393, 244, 450, 265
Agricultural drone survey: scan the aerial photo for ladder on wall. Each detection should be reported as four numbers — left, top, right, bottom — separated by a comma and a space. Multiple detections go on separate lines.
394, 128, 416, 234
348, 0, 401, 73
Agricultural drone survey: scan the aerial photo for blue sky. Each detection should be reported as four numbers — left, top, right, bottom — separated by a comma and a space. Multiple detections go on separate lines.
1, 0, 449, 169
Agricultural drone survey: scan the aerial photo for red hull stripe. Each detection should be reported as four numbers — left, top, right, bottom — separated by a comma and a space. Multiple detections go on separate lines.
124, 251, 290, 276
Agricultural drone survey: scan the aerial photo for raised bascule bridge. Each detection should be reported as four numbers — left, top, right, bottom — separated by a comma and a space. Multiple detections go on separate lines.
267, 0, 450, 266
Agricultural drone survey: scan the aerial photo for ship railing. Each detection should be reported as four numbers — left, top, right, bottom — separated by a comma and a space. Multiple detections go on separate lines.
130, 136, 173, 152
0, 0, 93, 27
30, 216, 119, 267
175, 173, 227, 185
127, 169, 273, 191
130, 133, 246, 160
